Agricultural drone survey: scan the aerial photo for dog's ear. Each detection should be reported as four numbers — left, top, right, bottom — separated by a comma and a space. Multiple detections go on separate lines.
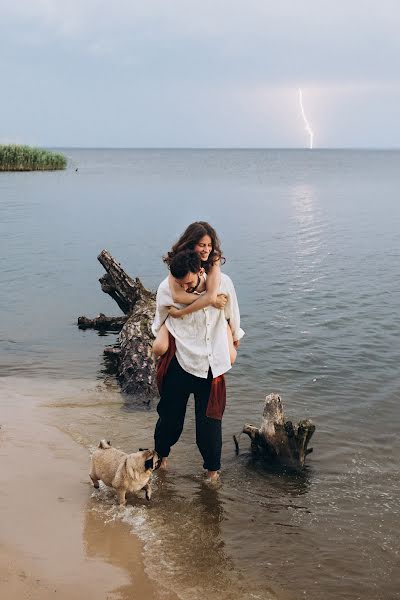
124, 456, 136, 480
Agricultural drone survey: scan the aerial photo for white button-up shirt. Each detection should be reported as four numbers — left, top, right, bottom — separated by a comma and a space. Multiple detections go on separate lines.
152, 273, 244, 379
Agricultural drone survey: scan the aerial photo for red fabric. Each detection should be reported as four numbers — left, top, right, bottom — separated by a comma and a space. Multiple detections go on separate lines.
205, 374, 226, 420
156, 332, 176, 393
156, 331, 226, 420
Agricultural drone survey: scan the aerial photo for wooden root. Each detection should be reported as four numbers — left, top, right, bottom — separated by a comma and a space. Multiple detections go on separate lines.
78, 313, 128, 331
242, 393, 315, 470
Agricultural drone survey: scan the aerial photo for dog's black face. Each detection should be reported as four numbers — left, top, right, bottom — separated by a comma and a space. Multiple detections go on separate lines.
144, 452, 159, 471
144, 458, 153, 470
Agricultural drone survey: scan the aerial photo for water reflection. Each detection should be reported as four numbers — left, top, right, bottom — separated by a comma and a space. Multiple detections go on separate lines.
290, 183, 324, 266
149, 474, 235, 595
244, 455, 313, 498
291, 183, 317, 226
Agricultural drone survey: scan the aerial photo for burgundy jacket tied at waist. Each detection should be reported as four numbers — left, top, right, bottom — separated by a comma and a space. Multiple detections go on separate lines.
156, 332, 226, 420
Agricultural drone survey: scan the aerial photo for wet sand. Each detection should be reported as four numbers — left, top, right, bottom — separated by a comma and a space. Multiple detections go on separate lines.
0, 385, 175, 600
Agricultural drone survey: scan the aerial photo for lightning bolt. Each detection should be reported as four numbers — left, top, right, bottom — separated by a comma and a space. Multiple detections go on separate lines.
298, 88, 314, 149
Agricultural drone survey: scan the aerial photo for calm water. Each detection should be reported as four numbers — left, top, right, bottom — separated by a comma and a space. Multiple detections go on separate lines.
1, 149, 399, 600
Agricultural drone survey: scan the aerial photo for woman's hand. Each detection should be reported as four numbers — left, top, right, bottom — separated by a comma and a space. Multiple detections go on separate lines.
213, 294, 228, 309
168, 306, 183, 318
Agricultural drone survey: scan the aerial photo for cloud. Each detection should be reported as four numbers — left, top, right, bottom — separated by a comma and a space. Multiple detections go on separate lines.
2, 0, 400, 85
1, 0, 399, 146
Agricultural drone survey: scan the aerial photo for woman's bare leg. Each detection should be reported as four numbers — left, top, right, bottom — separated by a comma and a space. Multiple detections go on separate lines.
152, 324, 169, 357
227, 324, 237, 365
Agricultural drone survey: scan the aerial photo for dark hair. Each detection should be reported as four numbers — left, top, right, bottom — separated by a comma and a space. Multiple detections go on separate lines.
163, 221, 225, 273
170, 250, 201, 280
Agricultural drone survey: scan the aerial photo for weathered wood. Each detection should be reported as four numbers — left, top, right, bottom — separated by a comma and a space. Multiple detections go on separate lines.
77, 249, 158, 405
98, 250, 154, 314
242, 393, 315, 470
117, 294, 157, 400
78, 313, 128, 331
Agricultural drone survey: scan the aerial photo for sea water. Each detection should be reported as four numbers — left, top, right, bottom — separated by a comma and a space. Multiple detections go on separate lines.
1, 149, 399, 599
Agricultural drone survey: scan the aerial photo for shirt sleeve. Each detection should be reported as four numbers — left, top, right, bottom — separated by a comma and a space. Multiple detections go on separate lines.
224, 277, 245, 342
151, 280, 173, 337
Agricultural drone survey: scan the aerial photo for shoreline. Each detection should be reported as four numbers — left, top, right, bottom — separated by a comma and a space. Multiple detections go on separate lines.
0, 383, 176, 600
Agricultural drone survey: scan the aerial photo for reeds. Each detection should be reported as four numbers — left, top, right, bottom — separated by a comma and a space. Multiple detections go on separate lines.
0, 145, 67, 171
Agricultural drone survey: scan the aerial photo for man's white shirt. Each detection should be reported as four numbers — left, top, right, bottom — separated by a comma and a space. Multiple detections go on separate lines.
152, 273, 244, 379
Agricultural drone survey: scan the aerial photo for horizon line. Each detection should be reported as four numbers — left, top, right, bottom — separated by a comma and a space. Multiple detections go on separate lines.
44, 146, 400, 151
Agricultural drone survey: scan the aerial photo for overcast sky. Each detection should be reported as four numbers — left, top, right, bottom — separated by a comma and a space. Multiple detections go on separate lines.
1, 0, 399, 148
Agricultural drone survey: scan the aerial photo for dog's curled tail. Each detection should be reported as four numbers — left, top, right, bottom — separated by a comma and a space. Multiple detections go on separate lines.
99, 439, 112, 449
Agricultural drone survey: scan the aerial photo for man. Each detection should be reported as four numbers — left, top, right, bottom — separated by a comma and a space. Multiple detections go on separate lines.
152, 249, 244, 482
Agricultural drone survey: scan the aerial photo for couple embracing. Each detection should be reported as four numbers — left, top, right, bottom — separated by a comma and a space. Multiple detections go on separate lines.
151, 222, 244, 483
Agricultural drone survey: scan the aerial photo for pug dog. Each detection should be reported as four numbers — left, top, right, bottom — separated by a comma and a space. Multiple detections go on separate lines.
90, 440, 158, 505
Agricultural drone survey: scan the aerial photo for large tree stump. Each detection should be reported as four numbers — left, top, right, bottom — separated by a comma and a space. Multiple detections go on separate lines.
241, 393, 315, 470
78, 250, 158, 405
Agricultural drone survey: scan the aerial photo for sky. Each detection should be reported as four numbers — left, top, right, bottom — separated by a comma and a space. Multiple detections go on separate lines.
1, 0, 399, 148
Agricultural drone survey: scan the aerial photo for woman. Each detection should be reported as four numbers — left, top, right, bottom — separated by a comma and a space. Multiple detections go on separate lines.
152, 221, 237, 363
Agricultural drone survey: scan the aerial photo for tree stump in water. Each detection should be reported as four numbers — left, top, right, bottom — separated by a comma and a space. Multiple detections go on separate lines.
240, 393, 315, 470
78, 249, 158, 405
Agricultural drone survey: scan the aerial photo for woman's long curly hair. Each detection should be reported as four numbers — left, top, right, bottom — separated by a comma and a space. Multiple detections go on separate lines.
163, 221, 225, 273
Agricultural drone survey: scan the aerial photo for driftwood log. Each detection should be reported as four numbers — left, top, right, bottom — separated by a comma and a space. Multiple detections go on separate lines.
78, 250, 158, 404
238, 393, 315, 470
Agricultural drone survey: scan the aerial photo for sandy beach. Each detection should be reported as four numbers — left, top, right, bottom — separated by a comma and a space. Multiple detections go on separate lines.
0, 383, 176, 600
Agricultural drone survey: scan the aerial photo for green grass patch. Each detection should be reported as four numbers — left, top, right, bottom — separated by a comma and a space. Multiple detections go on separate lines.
0, 145, 67, 171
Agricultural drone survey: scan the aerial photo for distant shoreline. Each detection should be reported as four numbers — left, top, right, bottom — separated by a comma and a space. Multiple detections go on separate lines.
0, 145, 67, 171
46, 146, 400, 151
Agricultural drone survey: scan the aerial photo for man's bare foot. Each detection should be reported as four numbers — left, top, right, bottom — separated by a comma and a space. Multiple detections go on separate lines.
204, 470, 220, 485
159, 457, 168, 470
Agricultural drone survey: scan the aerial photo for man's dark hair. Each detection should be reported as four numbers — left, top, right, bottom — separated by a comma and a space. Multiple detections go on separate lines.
170, 250, 201, 279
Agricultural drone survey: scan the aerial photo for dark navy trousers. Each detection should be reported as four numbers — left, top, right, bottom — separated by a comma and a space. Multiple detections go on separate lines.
154, 356, 222, 471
